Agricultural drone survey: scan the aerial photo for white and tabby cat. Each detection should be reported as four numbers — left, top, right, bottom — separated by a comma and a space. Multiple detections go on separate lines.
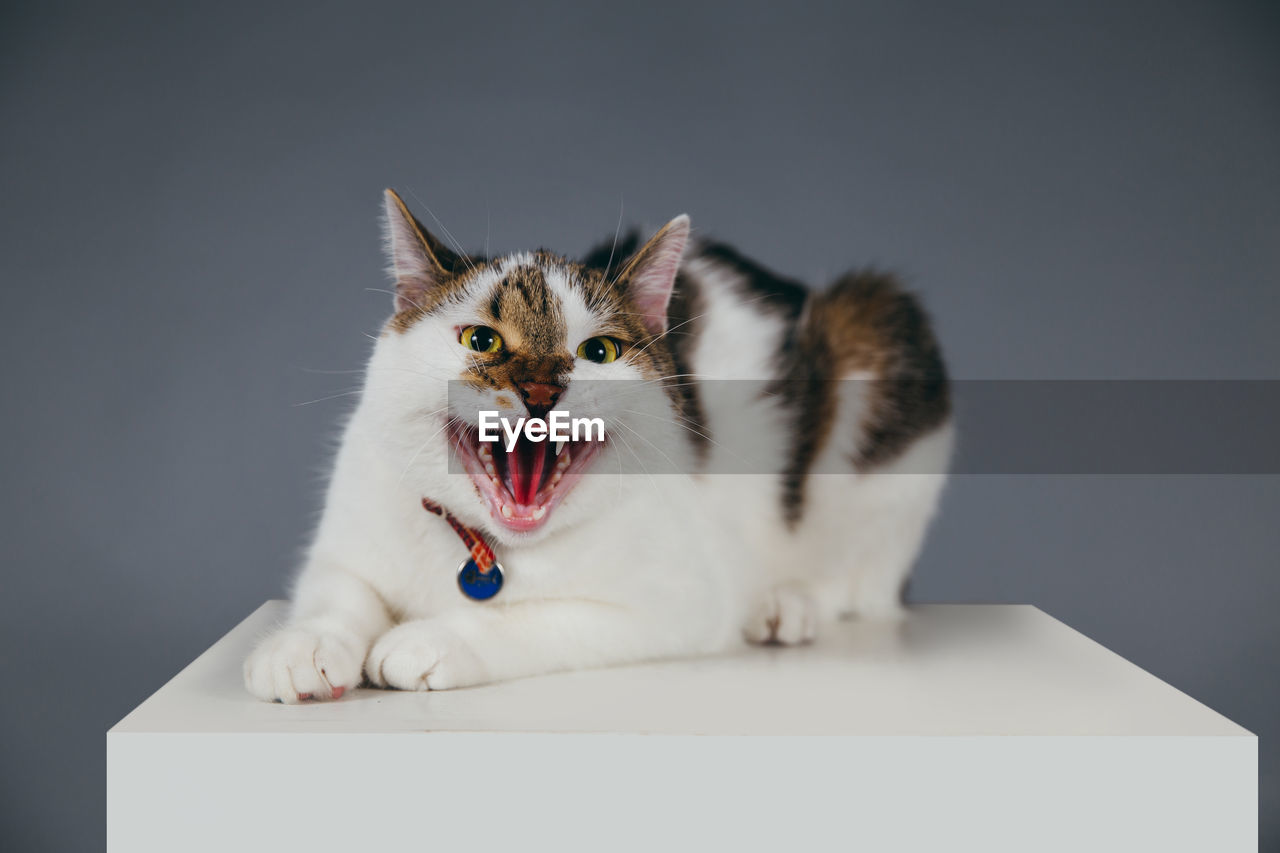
244, 190, 952, 701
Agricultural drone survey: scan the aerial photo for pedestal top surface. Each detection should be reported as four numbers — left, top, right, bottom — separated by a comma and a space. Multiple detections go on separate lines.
110, 601, 1250, 736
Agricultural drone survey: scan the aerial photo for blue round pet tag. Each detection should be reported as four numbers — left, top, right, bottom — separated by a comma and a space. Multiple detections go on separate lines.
457, 558, 504, 601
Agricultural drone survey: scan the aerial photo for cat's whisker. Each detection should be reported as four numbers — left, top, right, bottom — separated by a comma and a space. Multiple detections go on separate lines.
610, 418, 681, 475
614, 427, 625, 500
608, 424, 662, 501
626, 292, 780, 360
600, 196, 625, 288
292, 388, 365, 407
403, 188, 477, 274
619, 407, 715, 443
299, 365, 458, 383
587, 383, 697, 404
484, 204, 491, 260
408, 405, 454, 421
619, 407, 754, 466
365, 287, 432, 316
398, 413, 464, 484
585, 373, 703, 393
372, 366, 457, 380
297, 367, 366, 376
588, 380, 705, 406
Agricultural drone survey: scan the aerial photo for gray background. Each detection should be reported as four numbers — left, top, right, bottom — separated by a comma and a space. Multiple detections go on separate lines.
2, 0, 1276, 848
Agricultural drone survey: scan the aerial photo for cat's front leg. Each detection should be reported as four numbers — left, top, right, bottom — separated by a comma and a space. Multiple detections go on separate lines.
366, 599, 726, 691
244, 567, 391, 703
365, 617, 490, 691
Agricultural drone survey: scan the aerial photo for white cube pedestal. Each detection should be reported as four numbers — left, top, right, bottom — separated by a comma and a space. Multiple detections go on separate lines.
108, 602, 1255, 851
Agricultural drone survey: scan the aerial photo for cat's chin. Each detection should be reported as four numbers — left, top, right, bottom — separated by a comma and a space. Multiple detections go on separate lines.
447, 420, 606, 534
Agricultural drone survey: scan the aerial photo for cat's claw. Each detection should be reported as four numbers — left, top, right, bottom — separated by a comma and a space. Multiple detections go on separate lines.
743, 584, 818, 646
365, 620, 487, 691
243, 626, 364, 704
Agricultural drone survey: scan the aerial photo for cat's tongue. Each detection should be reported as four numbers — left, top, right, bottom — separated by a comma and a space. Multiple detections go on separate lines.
507, 436, 547, 506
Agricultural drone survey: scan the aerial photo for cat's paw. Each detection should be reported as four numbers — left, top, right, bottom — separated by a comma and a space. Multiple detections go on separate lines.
243, 626, 364, 704
365, 620, 488, 691
743, 584, 818, 646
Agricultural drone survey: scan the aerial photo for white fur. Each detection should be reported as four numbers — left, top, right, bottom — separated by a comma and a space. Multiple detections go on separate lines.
244, 228, 950, 702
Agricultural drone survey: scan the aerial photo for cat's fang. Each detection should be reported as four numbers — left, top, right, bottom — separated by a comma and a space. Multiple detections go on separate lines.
445, 419, 607, 533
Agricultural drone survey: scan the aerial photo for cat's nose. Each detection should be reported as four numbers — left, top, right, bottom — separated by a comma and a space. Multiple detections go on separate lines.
517, 381, 565, 413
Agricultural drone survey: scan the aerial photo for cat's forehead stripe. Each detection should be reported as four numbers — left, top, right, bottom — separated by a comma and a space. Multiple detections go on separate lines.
484, 263, 566, 349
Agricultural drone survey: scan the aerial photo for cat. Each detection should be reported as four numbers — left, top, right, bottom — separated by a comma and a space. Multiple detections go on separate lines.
243, 189, 952, 702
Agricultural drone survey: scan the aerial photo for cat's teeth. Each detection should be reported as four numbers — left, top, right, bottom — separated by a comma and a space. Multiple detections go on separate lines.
556, 450, 571, 470
532, 506, 546, 520
490, 477, 502, 491
483, 462, 496, 477
478, 444, 492, 460
500, 504, 514, 519
550, 471, 562, 485
554, 439, 566, 457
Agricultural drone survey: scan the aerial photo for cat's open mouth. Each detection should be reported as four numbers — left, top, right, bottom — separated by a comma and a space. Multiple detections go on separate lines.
447, 421, 606, 533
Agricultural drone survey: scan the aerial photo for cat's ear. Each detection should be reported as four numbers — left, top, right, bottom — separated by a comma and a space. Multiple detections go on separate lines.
617, 214, 690, 336
382, 189, 458, 313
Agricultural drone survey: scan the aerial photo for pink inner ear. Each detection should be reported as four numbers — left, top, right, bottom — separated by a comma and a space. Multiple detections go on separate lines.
395, 277, 432, 314
383, 190, 444, 314
630, 217, 689, 335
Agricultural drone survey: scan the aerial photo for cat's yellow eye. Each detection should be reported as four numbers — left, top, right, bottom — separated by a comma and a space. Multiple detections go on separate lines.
577, 336, 621, 364
460, 325, 503, 353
